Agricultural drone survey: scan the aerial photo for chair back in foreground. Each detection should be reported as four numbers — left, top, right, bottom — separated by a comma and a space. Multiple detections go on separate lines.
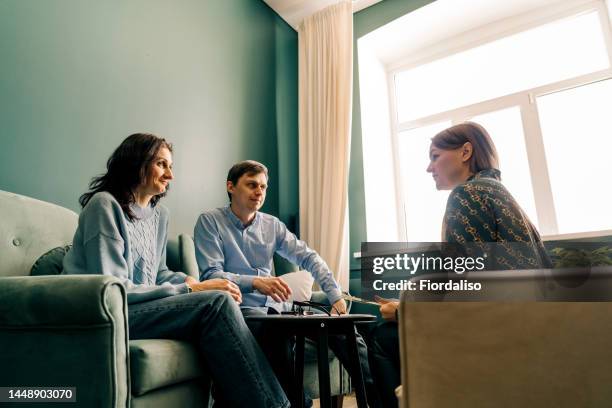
398, 269, 612, 408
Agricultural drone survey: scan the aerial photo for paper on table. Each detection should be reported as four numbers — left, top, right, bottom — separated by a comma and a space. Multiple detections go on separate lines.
342, 294, 380, 306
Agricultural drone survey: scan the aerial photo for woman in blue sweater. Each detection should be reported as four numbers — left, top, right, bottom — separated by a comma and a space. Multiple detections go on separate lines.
63, 133, 288, 408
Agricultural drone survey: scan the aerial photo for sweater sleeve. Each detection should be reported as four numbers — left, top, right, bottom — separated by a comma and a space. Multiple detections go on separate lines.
76, 194, 188, 304
83, 233, 188, 304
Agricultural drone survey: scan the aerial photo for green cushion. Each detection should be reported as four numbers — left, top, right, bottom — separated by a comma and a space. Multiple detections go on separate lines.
131, 379, 208, 408
30, 245, 71, 276
130, 339, 202, 396
303, 355, 349, 399
273, 253, 299, 276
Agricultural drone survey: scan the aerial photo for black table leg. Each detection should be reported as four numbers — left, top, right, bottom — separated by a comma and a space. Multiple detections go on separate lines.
317, 322, 331, 408
346, 325, 368, 408
294, 335, 305, 408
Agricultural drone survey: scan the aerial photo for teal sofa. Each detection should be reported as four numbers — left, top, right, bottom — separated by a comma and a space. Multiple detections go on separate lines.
0, 190, 350, 407
0, 190, 208, 407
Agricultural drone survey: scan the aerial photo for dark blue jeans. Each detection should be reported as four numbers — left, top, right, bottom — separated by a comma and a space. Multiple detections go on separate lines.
127, 291, 289, 408
369, 321, 400, 408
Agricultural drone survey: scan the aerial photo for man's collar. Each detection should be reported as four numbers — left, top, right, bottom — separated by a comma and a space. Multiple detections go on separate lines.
224, 205, 259, 229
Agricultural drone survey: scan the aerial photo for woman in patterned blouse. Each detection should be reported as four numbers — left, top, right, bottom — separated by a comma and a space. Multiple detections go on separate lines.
427, 121, 550, 269
370, 123, 551, 407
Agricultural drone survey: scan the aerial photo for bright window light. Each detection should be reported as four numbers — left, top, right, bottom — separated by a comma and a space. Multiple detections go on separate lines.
361, 2, 612, 242
395, 11, 609, 122
398, 122, 451, 241
538, 79, 612, 234
469, 108, 539, 226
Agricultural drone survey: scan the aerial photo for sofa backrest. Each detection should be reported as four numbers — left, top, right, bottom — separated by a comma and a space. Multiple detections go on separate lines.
0, 190, 77, 277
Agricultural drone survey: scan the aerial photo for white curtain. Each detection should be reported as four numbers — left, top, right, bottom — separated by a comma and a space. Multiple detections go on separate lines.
298, 1, 353, 291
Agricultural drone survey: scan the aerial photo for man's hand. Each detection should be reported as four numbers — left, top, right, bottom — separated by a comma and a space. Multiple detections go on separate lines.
185, 276, 242, 304
253, 276, 292, 302
376, 297, 400, 322
331, 298, 347, 315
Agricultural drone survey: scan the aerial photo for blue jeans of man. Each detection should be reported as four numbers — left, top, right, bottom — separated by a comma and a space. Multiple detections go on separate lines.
128, 290, 289, 408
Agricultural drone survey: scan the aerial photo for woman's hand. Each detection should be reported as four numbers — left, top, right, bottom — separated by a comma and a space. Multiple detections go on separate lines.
331, 298, 347, 315
376, 296, 399, 321
253, 277, 292, 302
185, 276, 242, 304
379, 302, 399, 321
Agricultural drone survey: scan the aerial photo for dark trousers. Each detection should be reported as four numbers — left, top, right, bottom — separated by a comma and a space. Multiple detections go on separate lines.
242, 308, 297, 400
127, 291, 289, 408
369, 322, 400, 408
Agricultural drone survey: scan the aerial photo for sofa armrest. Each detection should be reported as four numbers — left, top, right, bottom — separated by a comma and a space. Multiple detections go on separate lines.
0, 275, 126, 326
309, 290, 331, 305
179, 234, 199, 279
310, 291, 352, 313
0, 275, 130, 407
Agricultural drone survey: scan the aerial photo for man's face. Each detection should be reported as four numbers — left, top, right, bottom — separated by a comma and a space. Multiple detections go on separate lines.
227, 171, 268, 213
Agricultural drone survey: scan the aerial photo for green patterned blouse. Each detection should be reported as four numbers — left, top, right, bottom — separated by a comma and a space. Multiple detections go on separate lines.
443, 168, 551, 270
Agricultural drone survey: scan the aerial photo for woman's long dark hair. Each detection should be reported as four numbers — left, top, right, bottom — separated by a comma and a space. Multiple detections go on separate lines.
79, 133, 173, 220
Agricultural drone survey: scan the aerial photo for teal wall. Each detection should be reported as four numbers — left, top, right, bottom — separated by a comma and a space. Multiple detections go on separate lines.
349, 0, 436, 271
0, 0, 298, 236
274, 17, 300, 232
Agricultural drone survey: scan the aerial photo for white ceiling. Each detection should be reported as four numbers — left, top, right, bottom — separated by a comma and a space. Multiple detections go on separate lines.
359, 0, 596, 68
263, 0, 382, 30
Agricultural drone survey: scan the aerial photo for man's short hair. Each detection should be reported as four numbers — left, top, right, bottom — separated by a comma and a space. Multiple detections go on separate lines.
226, 160, 269, 202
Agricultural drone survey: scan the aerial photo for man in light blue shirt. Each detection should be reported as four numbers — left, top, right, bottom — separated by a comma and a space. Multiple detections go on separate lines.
194, 162, 345, 313
194, 160, 377, 406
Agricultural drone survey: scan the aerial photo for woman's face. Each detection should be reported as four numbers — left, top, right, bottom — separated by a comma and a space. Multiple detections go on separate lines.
140, 146, 174, 197
426, 143, 471, 190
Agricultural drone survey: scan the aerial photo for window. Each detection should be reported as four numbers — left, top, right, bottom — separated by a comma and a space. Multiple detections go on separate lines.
538, 78, 612, 234
468, 107, 538, 225
397, 122, 450, 241
360, 0, 612, 242
394, 11, 610, 123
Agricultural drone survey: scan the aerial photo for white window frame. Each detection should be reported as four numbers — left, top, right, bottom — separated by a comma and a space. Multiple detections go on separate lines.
386, 0, 612, 241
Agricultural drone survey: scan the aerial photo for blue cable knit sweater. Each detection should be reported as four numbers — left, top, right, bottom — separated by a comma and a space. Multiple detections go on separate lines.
63, 192, 188, 304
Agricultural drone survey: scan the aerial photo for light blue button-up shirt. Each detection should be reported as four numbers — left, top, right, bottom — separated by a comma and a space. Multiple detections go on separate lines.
194, 206, 342, 311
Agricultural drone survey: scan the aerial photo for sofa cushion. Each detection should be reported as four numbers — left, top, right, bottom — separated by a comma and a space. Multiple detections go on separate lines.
280, 270, 314, 302
303, 354, 348, 399
30, 245, 71, 276
130, 339, 202, 396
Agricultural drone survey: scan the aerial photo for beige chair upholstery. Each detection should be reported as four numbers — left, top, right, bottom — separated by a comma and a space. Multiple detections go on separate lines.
398, 270, 612, 408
